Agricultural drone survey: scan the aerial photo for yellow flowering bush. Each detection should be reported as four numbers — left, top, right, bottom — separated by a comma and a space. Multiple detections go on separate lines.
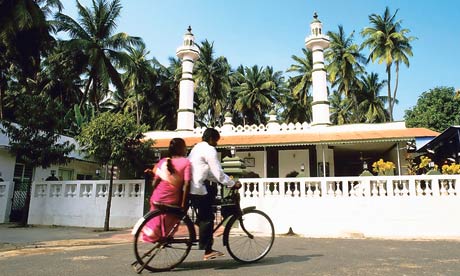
418, 156, 431, 170
372, 159, 395, 175
441, 163, 460, 174
418, 156, 438, 174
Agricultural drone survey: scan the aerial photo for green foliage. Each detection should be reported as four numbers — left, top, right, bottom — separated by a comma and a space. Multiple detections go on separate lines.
326, 25, 365, 99
361, 6, 416, 121
233, 65, 282, 125
286, 48, 313, 107
356, 73, 389, 123
1, 89, 74, 169
54, 0, 143, 110
404, 87, 460, 132
77, 112, 155, 173
195, 40, 232, 127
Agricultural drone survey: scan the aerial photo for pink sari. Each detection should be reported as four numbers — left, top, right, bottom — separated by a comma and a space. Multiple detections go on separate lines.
142, 157, 191, 242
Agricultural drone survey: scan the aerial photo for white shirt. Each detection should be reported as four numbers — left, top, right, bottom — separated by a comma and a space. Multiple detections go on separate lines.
188, 141, 235, 195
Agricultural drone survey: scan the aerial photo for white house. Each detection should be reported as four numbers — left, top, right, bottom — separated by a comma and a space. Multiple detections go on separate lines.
0, 123, 101, 222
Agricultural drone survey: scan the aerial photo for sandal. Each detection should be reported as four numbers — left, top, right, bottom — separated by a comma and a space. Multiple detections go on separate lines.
203, 250, 225, 260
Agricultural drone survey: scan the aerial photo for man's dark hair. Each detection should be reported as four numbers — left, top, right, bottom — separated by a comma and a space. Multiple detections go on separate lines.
202, 128, 220, 143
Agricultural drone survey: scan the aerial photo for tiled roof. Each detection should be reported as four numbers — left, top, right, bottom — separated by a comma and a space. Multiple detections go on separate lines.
149, 127, 439, 149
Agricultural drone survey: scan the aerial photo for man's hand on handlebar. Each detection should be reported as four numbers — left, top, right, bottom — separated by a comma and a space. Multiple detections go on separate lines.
232, 181, 242, 189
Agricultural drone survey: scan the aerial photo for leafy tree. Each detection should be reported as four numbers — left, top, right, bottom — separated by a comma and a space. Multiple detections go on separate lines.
140, 57, 181, 130
329, 90, 353, 125
356, 72, 389, 123
326, 25, 366, 123
77, 112, 155, 230
234, 65, 278, 125
121, 42, 155, 125
280, 93, 312, 123
40, 42, 86, 111
64, 104, 95, 136
404, 87, 460, 132
286, 48, 313, 106
361, 7, 415, 121
326, 25, 365, 98
195, 40, 231, 126
54, 0, 143, 111
0, 0, 62, 120
1, 87, 74, 226
0, 0, 61, 79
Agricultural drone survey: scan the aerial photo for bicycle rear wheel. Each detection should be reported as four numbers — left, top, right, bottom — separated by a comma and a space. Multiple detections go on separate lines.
133, 210, 194, 272
225, 209, 275, 263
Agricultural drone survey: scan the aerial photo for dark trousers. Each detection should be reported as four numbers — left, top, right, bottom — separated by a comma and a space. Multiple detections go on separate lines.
189, 193, 215, 252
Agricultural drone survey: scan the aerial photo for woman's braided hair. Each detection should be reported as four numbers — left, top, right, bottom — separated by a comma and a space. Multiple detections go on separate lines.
166, 138, 186, 175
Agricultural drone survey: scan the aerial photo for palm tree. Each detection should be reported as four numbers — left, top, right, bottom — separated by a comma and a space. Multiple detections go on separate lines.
143, 57, 181, 130
234, 65, 276, 125
264, 66, 287, 104
194, 40, 231, 126
326, 25, 366, 100
0, 0, 62, 67
54, 0, 143, 111
286, 48, 314, 106
357, 73, 389, 123
280, 93, 312, 124
122, 43, 154, 125
361, 7, 415, 121
40, 42, 85, 109
0, 0, 62, 119
329, 90, 353, 125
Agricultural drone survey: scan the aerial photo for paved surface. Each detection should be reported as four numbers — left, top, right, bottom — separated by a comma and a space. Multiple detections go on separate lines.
1, 223, 460, 275
0, 223, 131, 254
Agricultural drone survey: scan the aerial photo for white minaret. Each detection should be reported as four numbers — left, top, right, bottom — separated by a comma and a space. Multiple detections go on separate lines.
305, 12, 330, 126
176, 26, 200, 131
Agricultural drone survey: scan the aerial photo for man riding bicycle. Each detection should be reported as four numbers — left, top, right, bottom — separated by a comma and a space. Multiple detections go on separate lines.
188, 128, 241, 260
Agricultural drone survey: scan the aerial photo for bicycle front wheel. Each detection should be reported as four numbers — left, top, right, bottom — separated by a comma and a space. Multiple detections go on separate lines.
133, 210, 194, 272
225, 209, 275, 263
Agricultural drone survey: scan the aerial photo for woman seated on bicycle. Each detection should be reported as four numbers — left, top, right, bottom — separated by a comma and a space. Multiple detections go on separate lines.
142, 138, 191, 242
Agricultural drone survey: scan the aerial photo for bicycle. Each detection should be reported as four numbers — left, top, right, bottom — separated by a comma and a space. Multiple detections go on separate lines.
131, 186, 275, 273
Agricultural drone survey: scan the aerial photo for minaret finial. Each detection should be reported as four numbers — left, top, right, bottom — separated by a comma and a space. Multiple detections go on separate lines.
187, 25, 192, 33
313, 12, 318, 19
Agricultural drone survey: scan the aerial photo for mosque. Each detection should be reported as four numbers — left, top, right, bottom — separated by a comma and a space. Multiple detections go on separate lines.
144, 14, 438, 178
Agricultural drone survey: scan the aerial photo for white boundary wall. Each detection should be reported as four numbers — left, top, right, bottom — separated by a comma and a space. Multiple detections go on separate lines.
28, 180, 144, 228
239, 175, 460, 238
0, 181, 14, 223
22, 175, 460, 238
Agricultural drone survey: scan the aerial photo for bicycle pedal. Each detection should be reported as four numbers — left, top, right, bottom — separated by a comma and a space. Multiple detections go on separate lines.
131, 262, 143, 274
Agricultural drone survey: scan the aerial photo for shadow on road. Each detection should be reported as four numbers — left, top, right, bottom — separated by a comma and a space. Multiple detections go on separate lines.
176, 254, 323, 271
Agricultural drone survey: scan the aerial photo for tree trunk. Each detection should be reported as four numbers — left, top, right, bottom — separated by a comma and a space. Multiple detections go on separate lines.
104, 164, 114, 231
386, 65, 393, 121
135, 90, 140, 125
392, 62, 400, 118
80, 76, 93, 109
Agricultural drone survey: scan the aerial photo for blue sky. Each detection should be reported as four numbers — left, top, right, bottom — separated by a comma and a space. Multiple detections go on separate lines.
61, 0, 460, 121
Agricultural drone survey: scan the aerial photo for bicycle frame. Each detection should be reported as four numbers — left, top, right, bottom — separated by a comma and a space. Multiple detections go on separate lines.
133, 188, 258, 247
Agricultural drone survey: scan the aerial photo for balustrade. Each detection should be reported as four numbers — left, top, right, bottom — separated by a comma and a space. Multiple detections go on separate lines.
81, 184, 93, 198
34, 184, 48, 197
31, 180, 145, 200
49, 184, 62, 197
238, 175, 460, 199
65, 184, 77, 198
129, 183, 142, 197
